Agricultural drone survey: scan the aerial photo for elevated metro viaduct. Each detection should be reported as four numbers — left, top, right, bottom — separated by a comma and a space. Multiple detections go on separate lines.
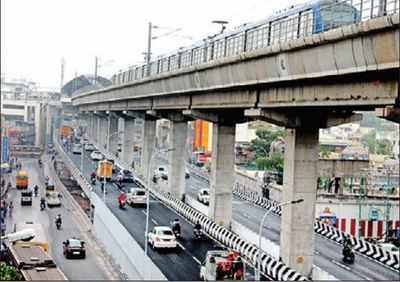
72, 15, 399, 276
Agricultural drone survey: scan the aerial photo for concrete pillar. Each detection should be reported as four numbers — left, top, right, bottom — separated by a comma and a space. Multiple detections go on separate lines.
34, 104, 41, 147
168, 121, 188, 200
142, 119, 156, 178
121, 118, 136, 167
108, 114, 119, 156
99, 116, 108, 149
209, 123, 235, 228
280, 127, 319, 277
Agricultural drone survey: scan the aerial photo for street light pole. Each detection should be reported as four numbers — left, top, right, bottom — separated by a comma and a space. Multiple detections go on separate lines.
256, 199, 304, 280
146, 22, 152, 77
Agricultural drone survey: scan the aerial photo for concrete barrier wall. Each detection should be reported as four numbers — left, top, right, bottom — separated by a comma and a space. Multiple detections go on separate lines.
91, 193, 166, 280
54, 134, 166, 280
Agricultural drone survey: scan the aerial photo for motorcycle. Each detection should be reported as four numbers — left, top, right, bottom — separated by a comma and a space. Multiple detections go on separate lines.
170, 222, 181, 239
55, 219, 62, 230
40, 200, 46, 211
119, 199, 126, 209
38, 160, 42, 168
342, 246, 355, 264
192, 228, 203, 240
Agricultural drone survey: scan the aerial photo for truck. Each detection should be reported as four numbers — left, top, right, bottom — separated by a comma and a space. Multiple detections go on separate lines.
97, 160, 113, 182
60, 125, 72, 138
16, 170, 28, 189
200, 250, 244, 281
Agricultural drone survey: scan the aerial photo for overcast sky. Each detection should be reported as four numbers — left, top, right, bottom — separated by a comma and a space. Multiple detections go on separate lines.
1, 0, 306, 89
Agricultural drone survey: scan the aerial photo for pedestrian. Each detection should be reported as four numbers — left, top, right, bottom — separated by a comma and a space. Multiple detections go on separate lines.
2, 203, 7, 219
8, 201, 13, 217
1, 220, 6, 236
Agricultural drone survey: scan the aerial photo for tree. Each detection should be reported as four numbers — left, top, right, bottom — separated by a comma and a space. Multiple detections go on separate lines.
0, 262, 22, 281
376, 139, 392, 155
250, 128, 284, 159
319, 144, 331, 159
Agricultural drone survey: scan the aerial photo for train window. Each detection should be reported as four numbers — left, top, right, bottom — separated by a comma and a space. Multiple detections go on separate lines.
214, 39, 225, 59
299, 10, 313, 37
319, 3, 358, 31
180, 50, 191, 68
286, 14, 299, 41
270, 20, 281, 44
170, 55, 179, 71
192, 48, 203, 65
226, 34, 244, 56
159, 57, 167, 73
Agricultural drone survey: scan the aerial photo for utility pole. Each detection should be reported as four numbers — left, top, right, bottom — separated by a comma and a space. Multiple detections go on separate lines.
60, 57, 65, 92
385, 168, 391, 237
357, 176, 365, 239
146, 22, 152, 77
94, 56, 98, 85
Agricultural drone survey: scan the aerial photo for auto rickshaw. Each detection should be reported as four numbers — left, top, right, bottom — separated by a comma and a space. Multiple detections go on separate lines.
16, 170, 29, 189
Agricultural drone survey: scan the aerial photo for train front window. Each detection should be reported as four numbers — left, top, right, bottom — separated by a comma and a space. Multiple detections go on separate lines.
320, 5, 357, 31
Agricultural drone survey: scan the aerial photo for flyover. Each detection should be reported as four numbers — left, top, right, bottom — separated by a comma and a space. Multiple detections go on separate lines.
72, 12, 399, 276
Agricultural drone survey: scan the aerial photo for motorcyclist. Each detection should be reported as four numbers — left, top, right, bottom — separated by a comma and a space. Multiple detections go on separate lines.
90, 171, 96, 180
45, 176, 49, 186
118, 192, 126, 209
38, 159, 42, 167
34, 185, 39, 197
194, 221, 201, 232
171, 218, 181, 234
55, 214, 62, 228
40, 197, 46, 210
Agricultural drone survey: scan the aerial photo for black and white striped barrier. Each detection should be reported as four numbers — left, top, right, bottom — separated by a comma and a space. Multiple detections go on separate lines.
233, 186, 400, 272
147, 188, 307, 281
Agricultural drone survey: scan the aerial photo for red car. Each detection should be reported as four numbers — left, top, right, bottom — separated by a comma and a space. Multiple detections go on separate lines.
63, 238, 86, 259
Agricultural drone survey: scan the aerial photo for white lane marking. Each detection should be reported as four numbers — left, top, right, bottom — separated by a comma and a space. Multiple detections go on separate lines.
177, 242, 186, 250
142, 210, 147, 215
151, 218, 158, 225
192, 256, 202, 265
331, 259, 351, 271
314, 250, 320, 255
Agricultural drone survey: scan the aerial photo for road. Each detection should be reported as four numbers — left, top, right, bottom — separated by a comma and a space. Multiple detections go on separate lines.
66, 149, 258, 280
185, 166, 400, 280
4, 158, 111, 280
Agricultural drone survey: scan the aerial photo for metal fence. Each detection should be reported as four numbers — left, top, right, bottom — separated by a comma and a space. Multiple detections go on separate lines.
110, 0, 399, 86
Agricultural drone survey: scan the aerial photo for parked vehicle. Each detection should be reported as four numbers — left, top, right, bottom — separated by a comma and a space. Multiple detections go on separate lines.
90, 151, 103, 161
20, 191, 33, 206
63, 238, 86, 259
148, 226, 178, 251
16, 170, 29, 189
84, 143, 95, 152
185, 168, 190, 179
197, 188, 210, 205
126, 188, 147, 207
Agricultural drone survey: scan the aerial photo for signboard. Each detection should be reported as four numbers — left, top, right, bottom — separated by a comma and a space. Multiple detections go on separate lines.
368, 208, 381, 221
2, 136, 9, 162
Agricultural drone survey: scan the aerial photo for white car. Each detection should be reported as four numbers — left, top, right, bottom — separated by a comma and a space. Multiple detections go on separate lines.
90, 151, 103, 161
126, 188, 147, 207
197, 188, 210, 205
47, 191, 62, 207
148, 226, 177, 250
153, 166, 168, 181
378, 243, 399, 256
72, 143, 82, 154
84, 143, 95, 151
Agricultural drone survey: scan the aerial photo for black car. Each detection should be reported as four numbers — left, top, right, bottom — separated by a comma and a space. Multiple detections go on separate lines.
63, 238, 86, 259
121, 170, 135, 183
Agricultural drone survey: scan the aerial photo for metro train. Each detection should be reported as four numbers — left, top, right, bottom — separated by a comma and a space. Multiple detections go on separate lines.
111, 0, 396, 85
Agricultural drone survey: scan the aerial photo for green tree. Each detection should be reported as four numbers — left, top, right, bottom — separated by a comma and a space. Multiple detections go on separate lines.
319, 144, 331, 159
0, 262, 22, 281
250, 128, 284, 159
376, 139, 392, 155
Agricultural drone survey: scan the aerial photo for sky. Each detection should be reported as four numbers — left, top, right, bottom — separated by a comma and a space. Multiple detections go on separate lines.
1, 0, 305, 89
